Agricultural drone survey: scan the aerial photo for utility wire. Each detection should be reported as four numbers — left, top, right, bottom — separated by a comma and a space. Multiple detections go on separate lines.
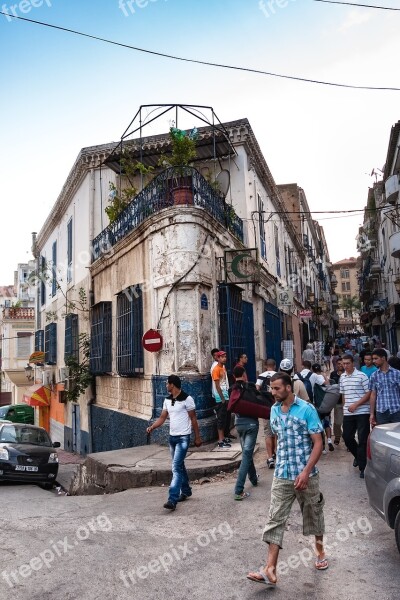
1, 11, 400, 91
313, 0, 400, 10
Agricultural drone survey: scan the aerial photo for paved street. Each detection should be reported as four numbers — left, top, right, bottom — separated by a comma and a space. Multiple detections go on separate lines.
0, 444, 398, 600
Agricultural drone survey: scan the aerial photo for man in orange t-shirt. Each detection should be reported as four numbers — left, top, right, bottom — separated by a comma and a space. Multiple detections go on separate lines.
211, 351, 231, 449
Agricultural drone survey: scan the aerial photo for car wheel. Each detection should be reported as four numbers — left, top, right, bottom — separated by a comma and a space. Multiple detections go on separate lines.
395, 510, 400, 554
40, 482, 54, 491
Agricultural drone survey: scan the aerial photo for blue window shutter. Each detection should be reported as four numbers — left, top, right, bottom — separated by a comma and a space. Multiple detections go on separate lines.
67, 219, 73, 282
45, 323, 57, 365
90, 302, 112, 374
35, 330, 44, 352
40, 256, 46, 306
116, 286, 144, 376
52, 241, 57, 296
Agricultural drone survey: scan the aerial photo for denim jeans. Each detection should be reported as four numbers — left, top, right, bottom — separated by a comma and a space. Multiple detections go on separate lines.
342, 414, 370, 471
234, 417, 259, 495
168, 434, 192, 504
376, 410, 400, 425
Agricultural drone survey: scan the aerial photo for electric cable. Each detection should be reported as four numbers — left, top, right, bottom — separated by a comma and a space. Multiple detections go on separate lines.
1, 11, 400, 91
313, 0, 400, 10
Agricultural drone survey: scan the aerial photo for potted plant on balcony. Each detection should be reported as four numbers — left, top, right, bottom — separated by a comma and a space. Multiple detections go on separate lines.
159, 127, 198, 205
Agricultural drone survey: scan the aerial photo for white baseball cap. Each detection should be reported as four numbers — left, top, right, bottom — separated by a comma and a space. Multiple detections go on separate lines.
280, 358, 293, 371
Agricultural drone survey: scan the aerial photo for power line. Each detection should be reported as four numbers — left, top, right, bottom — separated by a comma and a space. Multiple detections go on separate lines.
1, 12, 400, 92
313, 0, 400, 10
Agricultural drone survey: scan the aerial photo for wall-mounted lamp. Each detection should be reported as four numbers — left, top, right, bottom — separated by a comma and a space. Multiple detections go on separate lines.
24, 364, 34, 381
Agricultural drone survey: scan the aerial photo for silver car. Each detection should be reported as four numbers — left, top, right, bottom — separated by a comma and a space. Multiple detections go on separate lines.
365, 423, 400, 553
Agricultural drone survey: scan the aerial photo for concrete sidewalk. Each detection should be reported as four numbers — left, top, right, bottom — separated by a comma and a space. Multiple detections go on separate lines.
64, 439, 257, 496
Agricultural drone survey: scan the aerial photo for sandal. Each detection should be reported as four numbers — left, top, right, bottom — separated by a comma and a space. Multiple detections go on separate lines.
315, 557, 329, 570
234, 491, 250, 501
247, 569, 276, 586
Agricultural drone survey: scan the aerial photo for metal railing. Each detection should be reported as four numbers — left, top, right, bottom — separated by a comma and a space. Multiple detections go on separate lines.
92, 167, 243, 261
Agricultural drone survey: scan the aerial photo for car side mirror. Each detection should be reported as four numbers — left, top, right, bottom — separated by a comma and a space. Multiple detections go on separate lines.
53, 442, 61, 448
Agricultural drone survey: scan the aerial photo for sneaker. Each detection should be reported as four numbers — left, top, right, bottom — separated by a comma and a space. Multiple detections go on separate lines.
177, 493, 192, 502
359, 470, 365, 479
353, 458, 359, 468
223, 437, 234, 444
225, 434, 237, 440
322, 449, 327, 455
163, 501, 176, 511
217, 441, 231, 449
328, 441, 335, 452
234, 491, 250, 501
267, 458, 275, 469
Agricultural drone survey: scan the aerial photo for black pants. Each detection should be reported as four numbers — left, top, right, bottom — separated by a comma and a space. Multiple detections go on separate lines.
342, 414, 370, 471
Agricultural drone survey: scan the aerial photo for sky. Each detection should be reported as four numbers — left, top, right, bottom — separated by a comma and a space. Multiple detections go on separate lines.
1, 0, 399, 283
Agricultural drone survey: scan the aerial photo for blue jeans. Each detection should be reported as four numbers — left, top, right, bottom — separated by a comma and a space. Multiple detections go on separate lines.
234, 417, 259, 495
168, 434, 192, 504
376, 410, 400, 425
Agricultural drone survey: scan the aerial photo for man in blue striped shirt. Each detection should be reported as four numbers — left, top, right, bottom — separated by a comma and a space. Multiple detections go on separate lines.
370, 348, 400, 425
247, 372, 326, 588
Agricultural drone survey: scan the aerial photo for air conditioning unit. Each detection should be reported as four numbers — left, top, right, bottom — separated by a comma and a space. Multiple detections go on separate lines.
58, 367, 69, 383
42, 371, 53, 387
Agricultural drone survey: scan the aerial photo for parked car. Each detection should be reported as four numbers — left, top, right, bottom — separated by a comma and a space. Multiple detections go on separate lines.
0, 423, 60, 489
365, 423, 400, 553
0, 404, 34, 424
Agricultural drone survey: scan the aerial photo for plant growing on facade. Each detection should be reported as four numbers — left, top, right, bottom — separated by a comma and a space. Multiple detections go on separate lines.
64, 332, 93, 403
106, 150, 154, 224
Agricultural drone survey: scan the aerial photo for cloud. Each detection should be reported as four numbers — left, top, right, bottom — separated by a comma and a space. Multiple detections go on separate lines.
338, 10, 372, 33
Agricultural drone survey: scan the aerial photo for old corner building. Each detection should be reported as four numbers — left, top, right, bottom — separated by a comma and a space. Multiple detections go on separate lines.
32, 106, 336, 453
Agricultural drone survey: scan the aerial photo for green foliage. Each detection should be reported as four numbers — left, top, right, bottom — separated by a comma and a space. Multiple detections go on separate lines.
64, 333, 92, 403
159, 127, 197, 170
105, 153, 155, 224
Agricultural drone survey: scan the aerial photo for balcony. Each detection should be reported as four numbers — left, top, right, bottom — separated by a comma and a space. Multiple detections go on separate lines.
389, 231, 400, 258
92, 167, 244, 262
2, 307, 34, 320
385, 174, 400, 205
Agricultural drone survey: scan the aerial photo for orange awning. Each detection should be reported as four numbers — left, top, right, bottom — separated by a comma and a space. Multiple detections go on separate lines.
23, 384, 51, 407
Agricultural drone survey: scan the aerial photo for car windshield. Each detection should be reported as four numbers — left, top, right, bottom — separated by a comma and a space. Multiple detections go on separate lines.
0, 425, 52, 446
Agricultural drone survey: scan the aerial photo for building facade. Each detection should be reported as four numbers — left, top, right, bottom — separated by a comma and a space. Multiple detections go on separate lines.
332, 257, 360, 333
32, 109, 335, 453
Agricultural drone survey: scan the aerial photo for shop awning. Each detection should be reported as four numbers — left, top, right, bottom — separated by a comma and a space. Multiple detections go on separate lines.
23, 384, 51, 407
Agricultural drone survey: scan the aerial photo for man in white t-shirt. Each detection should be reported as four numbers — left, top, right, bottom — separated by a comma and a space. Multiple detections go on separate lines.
256, 359, 277, 469
339, 354, 370, 479
147, 375, 202, 510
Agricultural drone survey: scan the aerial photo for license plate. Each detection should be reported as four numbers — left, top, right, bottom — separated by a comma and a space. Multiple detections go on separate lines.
15, 465, 39, 472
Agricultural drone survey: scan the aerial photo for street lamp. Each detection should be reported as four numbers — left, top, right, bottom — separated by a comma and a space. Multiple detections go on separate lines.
24, 364, 34, 381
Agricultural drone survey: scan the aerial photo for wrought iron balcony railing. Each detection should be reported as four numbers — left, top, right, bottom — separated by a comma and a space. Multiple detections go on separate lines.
92, 167, 244, 261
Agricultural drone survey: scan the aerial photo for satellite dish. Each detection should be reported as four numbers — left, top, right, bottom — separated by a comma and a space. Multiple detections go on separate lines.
216, 170, 230, 198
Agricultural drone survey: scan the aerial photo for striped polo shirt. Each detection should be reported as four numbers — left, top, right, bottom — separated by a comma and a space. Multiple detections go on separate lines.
339, 369, 370, 416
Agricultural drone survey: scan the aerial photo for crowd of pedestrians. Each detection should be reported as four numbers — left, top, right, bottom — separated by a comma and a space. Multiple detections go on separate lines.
147, 335, 400, 588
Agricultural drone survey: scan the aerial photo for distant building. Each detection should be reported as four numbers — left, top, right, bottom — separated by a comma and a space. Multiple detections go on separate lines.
332, 257, 360, 332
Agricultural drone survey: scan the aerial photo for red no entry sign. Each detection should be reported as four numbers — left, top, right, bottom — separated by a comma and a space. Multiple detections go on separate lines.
142, 329, 163, 353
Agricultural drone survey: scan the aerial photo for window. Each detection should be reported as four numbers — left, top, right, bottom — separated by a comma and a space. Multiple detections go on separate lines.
40, 256, 46, 306
17, 332, 32, 358
340, 268, 350, 279
116, 286, 144, 376
45, 323, 57, 365
90, 302, 112, 375
343, 310, 350, 318
341, 282, 350, 292
67, 219, 73, 283
257, 194, 266, 259
65, 314, 79, 360
51, 241, 57, 296
35, 330, 44, 352
274, 225, 281, 277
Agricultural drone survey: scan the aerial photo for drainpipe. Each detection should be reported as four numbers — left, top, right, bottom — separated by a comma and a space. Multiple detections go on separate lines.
87, 167, 96, 454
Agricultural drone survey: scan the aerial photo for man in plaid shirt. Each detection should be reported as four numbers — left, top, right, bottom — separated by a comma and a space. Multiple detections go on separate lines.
370, 348, 400, 425
247, 372, 326, 588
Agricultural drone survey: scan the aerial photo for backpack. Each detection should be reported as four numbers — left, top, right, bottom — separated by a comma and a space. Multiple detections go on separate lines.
296, 372, 313, 403
314, 383, 341, 416
228, 381, 271, 420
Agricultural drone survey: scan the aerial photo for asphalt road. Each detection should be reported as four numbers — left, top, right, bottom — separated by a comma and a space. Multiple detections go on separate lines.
0, 443, 399, 600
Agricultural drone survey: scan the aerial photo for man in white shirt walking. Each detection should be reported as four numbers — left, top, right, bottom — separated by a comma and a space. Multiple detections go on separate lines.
147, 375, 202, 510
256, 359, 277, 469
339, 354, 370, 479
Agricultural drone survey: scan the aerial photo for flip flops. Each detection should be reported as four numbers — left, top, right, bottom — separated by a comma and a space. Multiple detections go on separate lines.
247, 569, 276, 587
315, 557, 329, 570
